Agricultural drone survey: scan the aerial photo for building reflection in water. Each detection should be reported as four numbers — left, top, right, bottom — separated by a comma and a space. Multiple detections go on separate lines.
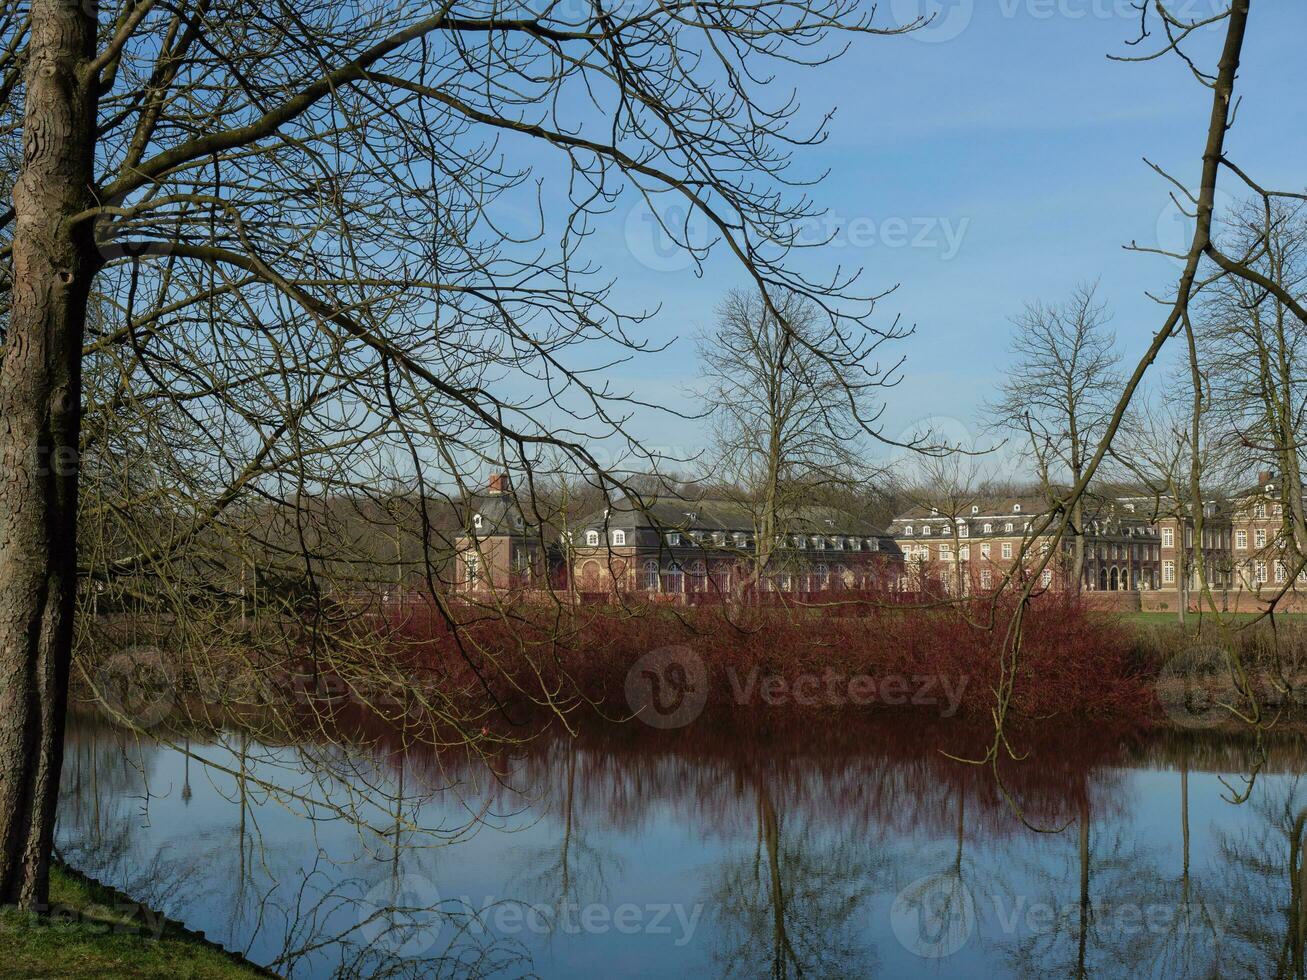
57, 711, 1307, 979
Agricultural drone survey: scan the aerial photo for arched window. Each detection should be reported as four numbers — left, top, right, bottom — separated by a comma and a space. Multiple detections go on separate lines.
585, 530, 599, 547
664, 563, 684, 594
612, 529, 626, 546
641, 559, 660, 591
687, 560, 707, 593
814, 563, 829, 590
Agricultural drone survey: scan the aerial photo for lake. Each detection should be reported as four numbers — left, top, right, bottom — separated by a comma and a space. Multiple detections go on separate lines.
56, 711, 1307, 978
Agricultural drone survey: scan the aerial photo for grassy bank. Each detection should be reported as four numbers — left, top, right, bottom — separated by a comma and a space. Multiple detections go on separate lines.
0, 863, 272, 979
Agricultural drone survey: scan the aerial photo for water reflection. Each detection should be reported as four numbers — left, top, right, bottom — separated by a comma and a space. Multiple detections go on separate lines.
56, 713, 1307, 978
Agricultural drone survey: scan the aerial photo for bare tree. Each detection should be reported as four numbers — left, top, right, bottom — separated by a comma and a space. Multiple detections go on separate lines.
1111, 379, 1239, 624
989, 283, 1123, 592
1199, 197, 1307, 570
694, 287, 906, 589
0, 0, 924, 908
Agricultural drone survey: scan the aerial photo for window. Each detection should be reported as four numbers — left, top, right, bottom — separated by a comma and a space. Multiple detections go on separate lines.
867, 538, 880, 552
980, 569, 992, 589
688, 560, 707, 592
971, 505, 979, 514
666, 532, 681, 547
1001, 543, 1013, 560
959, 545, 970, 561
735, 533, 748, 548
1255, 503, 1266, 518
959, 525, 969, 538
585, 530, 600, 547
980, 543, 991, 559
612, 529, 626, 546
939, 544, 952, 560
1041, 569, 1052, 587
1013, 504, 1022, 513
1161, 527, 1173, 548
665, 564, 684, 594
812, 535, 825, 549
1236, 530, 1247, 550
1005, 522, 1014, 533
1255, 561, 1268, 584
1275, 561, 1287, 584
472, 513, 483, 529
1255, 528, 1267, 548
982, 523, 992, 533
903, 526, 913, 536
922, 525, 932, 536
464, 554, 480, 586
642, 560, 660, 591
1162, 560, 1175, 584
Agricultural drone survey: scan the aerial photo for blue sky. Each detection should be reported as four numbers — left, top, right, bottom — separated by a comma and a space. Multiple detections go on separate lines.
580, 1, 1307, 477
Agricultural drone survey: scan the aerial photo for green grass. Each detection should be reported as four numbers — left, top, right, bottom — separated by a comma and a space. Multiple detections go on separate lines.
0, 864, 271, 979
1115, 610, 1307, 629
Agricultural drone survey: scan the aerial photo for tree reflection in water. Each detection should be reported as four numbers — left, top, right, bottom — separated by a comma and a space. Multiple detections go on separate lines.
55, 711, 1307, 979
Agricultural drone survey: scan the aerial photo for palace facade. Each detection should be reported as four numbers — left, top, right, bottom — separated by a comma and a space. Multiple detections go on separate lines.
453, 472, 1307, 610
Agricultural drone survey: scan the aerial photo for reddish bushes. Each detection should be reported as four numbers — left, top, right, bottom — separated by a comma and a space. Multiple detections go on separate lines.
348, 592, 1153, 723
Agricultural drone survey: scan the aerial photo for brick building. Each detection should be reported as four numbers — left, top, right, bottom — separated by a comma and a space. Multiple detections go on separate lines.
564, 494, 900, 598
453, 474, 553, 593
1228, 472, 1307, 598
889, 476, 1304, 610
452, 478, 900, 599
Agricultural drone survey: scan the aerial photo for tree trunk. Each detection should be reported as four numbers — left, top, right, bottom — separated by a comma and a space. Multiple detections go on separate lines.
0, 0, 98, 910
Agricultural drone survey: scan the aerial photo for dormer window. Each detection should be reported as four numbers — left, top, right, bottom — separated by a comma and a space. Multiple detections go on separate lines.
1013, 504, 1021, 513
868, 538, 879, 552
922, 525, 932, 536
903, 526, 913, 536
612, 529, 626, 546
971, 505, 979, 514
666, 532, 681, 547
982, 523, 992, 533
472, 513, 483, 529
734, 533, 748, 548
1005, 522, 1013, 533
585, 530, 600, 547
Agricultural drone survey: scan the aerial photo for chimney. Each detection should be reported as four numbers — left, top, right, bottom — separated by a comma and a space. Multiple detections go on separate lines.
488, 472, 510, 495
1259, 470, 1273, 486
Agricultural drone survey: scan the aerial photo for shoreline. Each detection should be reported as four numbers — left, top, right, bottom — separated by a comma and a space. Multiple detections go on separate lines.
1, 860, 275, 979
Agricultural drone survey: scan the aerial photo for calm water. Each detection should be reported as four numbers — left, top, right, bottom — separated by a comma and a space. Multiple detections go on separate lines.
56, 713, 1307, 978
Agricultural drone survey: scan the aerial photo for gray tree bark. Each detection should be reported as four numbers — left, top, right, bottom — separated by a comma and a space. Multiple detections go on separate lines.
0, 0, 98, 909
